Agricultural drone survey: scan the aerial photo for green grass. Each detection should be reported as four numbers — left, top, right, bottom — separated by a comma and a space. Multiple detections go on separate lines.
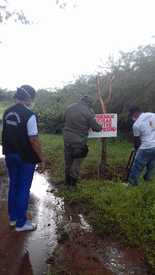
60, 180, 155, 272
41, 134, 155, 272
40, 134, 64, 179
0, 101, 11, 120
40, 134, 132, 181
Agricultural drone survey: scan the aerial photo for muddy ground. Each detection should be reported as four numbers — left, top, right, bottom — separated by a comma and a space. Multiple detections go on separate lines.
46, 199, 149, 275
0, 154, 150, 275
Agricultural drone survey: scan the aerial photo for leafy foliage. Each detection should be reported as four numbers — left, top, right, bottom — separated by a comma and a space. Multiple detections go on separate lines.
0, 0, 30, 24
33, 43, 155, 133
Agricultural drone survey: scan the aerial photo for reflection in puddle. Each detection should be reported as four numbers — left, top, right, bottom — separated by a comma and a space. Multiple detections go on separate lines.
79, 214, 92, 232
0, 156, 64, 275
0, 146, 3, 158
59, 203, 149, 275
96, 242, 148, 275
25, 173, 63, 275
31, 172, 48, 198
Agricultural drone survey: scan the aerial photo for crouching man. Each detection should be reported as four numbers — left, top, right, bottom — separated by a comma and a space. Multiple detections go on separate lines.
63, 96, 102, 188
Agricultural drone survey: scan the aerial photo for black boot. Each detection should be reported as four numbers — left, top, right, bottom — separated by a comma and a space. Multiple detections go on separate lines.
67, 177, 77, 191
65, 174, 71, 185
70, 176, 77, 186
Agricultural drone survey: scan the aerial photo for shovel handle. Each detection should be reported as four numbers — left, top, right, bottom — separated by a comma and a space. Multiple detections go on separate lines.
126, 149, 136, 181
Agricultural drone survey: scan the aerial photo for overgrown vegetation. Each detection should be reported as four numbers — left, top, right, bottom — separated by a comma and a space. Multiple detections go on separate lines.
40, 134, 132, 181
0, 102, 11, 120
35, 43, 155, 133
40, 134, 155, 272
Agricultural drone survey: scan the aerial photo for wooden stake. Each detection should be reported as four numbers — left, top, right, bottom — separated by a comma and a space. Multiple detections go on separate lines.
96, 74, 114, 177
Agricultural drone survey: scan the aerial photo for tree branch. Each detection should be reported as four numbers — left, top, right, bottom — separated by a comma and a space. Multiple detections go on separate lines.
105, 75, 115, 105
96, 75, 106, 113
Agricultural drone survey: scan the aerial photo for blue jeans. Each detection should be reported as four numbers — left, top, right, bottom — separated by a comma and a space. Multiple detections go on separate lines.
128, 148, 155, 185
5, 154, 35, 227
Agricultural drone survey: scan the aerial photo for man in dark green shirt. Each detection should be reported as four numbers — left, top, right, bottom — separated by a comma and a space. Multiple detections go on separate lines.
63, 96, 102, 187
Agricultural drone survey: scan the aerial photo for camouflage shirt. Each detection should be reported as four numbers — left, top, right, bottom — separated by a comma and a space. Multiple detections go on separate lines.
63, 100, 102, 145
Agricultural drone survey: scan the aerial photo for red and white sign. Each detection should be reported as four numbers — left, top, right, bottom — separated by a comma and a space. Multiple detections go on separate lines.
88, 114, 117, 138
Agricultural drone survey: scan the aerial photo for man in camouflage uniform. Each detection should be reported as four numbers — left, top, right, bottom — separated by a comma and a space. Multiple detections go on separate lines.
63, 96, 102, 187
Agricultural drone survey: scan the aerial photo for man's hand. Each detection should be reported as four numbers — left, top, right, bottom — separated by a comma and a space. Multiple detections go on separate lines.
29, 136, 45, 173
36, 161, 46, 173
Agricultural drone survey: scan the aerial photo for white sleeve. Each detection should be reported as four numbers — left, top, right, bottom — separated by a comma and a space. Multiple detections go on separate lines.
27, 115, 38, 137
133, 124, 140, 137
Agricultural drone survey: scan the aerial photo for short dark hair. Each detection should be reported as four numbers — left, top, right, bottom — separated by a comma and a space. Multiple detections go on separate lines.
129, 106, 141, 116
80, 95, 94, 107
14, 85, 36, 101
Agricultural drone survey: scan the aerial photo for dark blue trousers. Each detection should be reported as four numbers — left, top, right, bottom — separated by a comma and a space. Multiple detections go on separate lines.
5, 154, 35, 227
128, 148, 155, 185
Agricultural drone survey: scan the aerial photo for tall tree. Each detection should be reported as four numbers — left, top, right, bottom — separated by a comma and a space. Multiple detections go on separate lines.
0, 0, 30, 24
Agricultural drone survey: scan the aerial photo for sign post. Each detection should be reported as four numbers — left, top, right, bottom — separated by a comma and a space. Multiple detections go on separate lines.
95, 75, 115, 177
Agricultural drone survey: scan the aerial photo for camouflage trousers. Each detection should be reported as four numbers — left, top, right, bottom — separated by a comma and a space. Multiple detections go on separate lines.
64, 143, 83, 181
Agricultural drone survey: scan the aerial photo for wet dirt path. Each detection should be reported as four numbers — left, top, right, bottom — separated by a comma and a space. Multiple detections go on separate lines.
0, 144, 63, 275
0, 171, 63, 275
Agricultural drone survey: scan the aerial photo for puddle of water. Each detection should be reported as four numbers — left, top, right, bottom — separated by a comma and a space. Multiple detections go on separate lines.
0, 145, 3, 158
0, 160, 63, 275
79, 214, 92, 232
23, 173, 63, 275
59, 203, 149, 275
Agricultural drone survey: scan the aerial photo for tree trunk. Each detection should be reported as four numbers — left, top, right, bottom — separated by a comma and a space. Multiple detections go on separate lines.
96, 75, 114, 178
98, 137, 107, 177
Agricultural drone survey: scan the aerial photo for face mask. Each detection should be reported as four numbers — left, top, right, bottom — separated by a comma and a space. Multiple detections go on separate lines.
132, 117, 136, 122
30, 102, 35, 109
24, 101, 35, 109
